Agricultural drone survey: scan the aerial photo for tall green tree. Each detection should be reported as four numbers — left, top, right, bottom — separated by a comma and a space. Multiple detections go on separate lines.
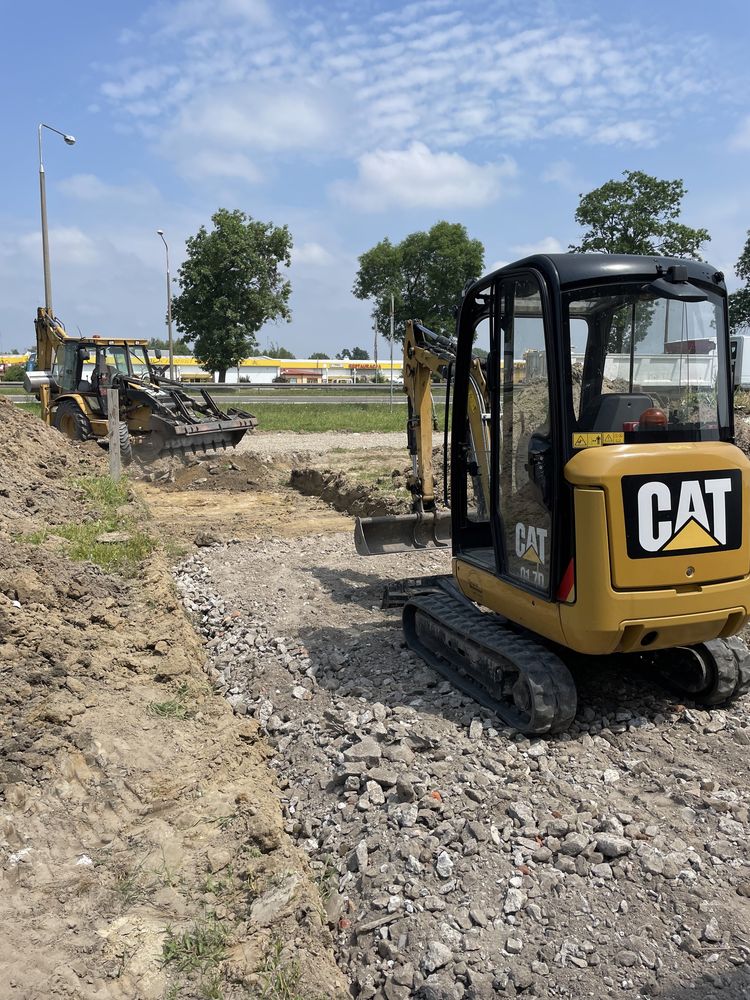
354, 221, 484, 340
172, 208, 292, 380
309, 352, 330, 359
337, 346, 369, 360
729, 231, 750, 333
570, 170, 710, 259
148, 335, 191, 354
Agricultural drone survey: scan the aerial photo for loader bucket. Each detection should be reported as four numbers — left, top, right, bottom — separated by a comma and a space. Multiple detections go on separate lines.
354, 510, 452, 556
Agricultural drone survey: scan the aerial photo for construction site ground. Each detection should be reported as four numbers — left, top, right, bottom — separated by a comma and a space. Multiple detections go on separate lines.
3, 416, 750, 999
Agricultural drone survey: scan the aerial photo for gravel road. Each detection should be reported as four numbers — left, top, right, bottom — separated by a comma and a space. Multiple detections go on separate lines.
175, 523, 750, 1000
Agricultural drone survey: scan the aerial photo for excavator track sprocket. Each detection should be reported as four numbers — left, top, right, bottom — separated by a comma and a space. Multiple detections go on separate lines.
402, 590, 577, 735
649, 637, 750, 707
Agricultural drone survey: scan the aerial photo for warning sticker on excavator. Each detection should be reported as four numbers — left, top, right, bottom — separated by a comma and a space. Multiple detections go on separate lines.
572, 431, 624, 448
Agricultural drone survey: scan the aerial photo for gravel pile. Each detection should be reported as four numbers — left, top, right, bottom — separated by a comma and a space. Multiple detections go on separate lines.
175, 533, 750, 1000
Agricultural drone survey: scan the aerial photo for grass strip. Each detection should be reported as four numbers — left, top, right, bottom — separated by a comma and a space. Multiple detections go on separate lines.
248, 402, 445, 433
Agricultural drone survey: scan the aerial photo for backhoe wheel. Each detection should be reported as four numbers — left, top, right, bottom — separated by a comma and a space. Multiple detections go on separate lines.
118, 422, 133, 466
53, 400, 92, 442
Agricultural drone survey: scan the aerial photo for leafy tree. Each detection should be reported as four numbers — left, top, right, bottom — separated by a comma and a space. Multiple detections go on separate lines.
309, 352, 330, 360
570, 170, 710, 259
2, 363, 25, 382
353, 221, 484, 340
266, 342, 295, 359
172, 208, 292, 380
729, 231, 750, 333
148, 336, 191, 354
337, 346, 370, 360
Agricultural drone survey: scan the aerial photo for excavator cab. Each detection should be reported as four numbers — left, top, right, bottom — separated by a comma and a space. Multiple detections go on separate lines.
356, 254, 750, 734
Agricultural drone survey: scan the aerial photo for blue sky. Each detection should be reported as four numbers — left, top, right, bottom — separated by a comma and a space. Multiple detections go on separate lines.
2, 0, 749, 357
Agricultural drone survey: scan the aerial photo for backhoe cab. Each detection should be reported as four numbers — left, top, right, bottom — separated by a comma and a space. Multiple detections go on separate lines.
26, 307, 256, 459
356, 254, 750, 734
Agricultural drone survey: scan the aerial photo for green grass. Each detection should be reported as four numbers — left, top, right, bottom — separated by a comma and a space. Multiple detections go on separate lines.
249, 402, 445, 433
17, 401, 41, 417
23, 473, 154, 571
161, 913, 228, 974
149, 683, 194, 720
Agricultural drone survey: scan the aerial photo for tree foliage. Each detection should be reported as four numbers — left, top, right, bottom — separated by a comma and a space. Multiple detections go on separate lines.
2, 363, 25, 382
353, 221, 484, 340
570, 170, 710, 259
729, 231, 750, 333
309, 352, 330, 359
172, 208, 292, 379
148, 336, 191, 354
336, 346, 370, 360
266, 342, 295, 359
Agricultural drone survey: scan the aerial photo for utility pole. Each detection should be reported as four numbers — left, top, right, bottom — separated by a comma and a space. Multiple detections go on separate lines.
389, 292, 394, 409
156, 230, 175, 380
38, 124, 76, 314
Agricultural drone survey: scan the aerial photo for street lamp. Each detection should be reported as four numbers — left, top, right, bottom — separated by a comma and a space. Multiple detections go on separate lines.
38, 123, 76, 314
156, 230, 175, 380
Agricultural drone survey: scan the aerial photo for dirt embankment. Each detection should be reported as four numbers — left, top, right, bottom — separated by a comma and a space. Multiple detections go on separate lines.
0, 399, 347, 1000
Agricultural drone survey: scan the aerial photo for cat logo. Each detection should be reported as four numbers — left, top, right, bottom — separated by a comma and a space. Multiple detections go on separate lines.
622, 470, 742, 559
515, 523, 548, 565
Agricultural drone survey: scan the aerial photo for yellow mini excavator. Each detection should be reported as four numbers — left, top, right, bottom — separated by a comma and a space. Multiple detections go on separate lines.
25, 307, 256, 460
355, 254, 750, 734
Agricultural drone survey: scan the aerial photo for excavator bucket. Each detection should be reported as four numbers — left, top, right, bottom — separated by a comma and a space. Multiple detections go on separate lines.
354, 510, 452, 556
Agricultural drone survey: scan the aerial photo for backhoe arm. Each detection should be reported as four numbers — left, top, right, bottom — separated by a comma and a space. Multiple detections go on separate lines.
34, 306, 69, 372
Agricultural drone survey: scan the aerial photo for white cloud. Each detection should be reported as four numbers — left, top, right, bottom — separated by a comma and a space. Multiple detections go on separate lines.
591, 121, 656, 146
57, 173, 160, 204
292, 242, 333, 267
178, 151, 262, 182
730, 115, 750, 151
18, 227, 98, 267
541, 159, 579, 190
331, 142, 517, 211
99, 0, 723, 176
511, 237, 564, 257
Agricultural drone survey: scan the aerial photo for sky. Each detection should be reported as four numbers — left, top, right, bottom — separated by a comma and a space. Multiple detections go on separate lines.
1, 0, 749, 359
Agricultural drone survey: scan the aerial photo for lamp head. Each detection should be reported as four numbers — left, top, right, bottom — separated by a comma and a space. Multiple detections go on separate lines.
157, 229, 164, 236
63, 135, 76, 146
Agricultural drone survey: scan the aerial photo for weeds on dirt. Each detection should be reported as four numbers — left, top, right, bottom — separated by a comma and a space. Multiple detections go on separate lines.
257, 938, 304, 1000
149, 682, 194, 720
161, 912, 228, 974
22, 473, 154, 571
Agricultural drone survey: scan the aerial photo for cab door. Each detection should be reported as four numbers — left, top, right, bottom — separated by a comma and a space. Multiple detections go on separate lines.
492, 272, 555, 596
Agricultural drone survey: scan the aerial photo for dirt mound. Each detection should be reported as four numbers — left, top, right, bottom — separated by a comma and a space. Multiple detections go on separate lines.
133, 450, 281, 492
0, 405, 347, 1000
0, 398, 104, 535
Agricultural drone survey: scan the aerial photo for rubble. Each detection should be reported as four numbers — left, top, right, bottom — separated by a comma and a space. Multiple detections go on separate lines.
175, 528, 750, 1000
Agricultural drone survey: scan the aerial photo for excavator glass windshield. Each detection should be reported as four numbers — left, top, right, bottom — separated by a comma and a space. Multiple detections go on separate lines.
566, 283, 729, 441
129, 345, 150, 377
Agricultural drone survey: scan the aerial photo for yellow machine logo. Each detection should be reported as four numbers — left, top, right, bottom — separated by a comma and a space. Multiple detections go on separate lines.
622, 470, 742, 559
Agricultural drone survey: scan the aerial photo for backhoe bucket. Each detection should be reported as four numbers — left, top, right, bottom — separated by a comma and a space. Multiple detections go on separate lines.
354, 510, 452, 556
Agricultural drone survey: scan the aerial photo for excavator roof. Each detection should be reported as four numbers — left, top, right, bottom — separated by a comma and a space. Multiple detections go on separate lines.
480, 252, 726, 292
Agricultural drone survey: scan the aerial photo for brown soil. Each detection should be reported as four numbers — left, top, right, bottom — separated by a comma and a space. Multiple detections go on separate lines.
0, 401, 347, 1000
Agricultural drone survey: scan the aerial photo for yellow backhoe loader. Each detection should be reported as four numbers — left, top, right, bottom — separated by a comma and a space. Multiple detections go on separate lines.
355, 254, 750, 734
25, 307, 256, 460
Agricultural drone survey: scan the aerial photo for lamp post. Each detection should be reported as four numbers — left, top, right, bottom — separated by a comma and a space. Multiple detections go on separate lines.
156, 230, 175, 380
38, 123, 76, 315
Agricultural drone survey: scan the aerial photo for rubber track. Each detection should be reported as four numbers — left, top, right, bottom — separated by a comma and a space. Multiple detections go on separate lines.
403, 591, 577, 735
700, 637, 750, 706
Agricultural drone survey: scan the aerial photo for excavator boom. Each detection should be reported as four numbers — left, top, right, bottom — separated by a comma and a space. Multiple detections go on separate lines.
354, 319, 487, 555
